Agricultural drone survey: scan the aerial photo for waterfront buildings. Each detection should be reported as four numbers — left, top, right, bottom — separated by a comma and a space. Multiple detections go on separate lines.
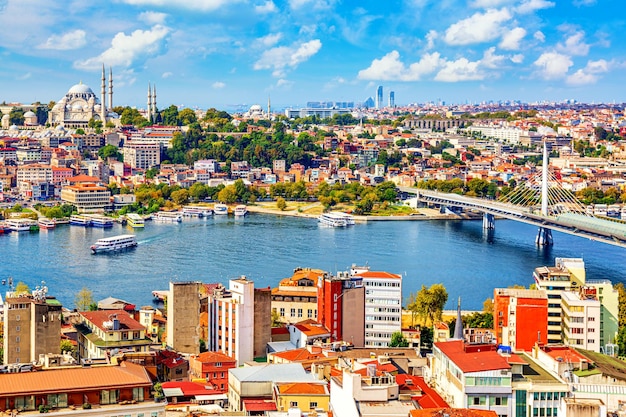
60, 182, 111, 213
189, 351, 237, 392
2, 290, 62, 364
493, 288, 548, 351
560, 289, 601, 352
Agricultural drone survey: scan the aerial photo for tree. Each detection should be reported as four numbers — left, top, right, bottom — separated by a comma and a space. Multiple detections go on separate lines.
60, 339, 75, 354
389, 331, 409, 347
98, 144, 122, 161
412, 284, 448, 326
483, 297, 494, 314
276, 197, 287, 211
171, 189, 190, 205
178, 108, 197, 125
75, 287, 95, 311
9, 107, 25, 125
217, 186, 237, 204
14, 281, 30, 295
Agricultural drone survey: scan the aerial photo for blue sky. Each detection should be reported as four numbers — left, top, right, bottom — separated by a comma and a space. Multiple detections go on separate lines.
0, 0, 624, 110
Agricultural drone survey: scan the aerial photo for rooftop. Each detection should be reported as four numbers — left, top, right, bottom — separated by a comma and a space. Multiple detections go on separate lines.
435, 340, 511, 373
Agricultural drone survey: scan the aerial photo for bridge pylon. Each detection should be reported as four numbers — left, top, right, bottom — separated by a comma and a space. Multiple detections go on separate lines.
482, 213, 495, 230
536, 227, 553, 246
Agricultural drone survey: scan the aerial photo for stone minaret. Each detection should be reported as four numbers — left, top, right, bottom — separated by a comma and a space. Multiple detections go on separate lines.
152, 84, 157, 123
108, 67, 113, 112
147, 83, 152, 123
267, 95, 271, 119
100, 64, 106, 123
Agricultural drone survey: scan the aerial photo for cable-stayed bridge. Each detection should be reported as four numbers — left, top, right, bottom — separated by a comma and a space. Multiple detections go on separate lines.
399, 146, 626, 249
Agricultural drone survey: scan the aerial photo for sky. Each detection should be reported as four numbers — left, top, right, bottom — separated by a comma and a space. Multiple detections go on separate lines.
0, 0, 625, 111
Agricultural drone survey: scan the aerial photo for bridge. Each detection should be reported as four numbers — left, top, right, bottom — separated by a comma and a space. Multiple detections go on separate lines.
399, 144, 626, 249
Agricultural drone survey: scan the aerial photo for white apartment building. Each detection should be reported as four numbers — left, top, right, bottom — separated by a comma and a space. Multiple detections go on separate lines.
194, 159, 219, 173
561, 290, 601, 352
16, 164, 53, 183
208, 277, 255, 365
351, 267, 402, 347
122, 142, 160, 169
586, 279, 619, 348
60, 183, 111, 213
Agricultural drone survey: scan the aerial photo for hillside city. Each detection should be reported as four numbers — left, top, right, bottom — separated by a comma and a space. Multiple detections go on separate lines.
1, 80, 626, 417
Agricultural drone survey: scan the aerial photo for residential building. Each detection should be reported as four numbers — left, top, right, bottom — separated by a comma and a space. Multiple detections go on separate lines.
316, 270, 364, 345
194, 159, 219, 174
271, 268, 324, 324
561, 288, 601, 352
16, 164, 52, 184
167, 281, 202, 355
123, 142, 161, 169
60, 182, 111, 213
189, 351, 237, 392
493, 288, 548, 352
75, 310, 152, 360
274, 382, 330, 412
3, 290, 62, 364
273, 159, 286, 173
586, 279, 619, 348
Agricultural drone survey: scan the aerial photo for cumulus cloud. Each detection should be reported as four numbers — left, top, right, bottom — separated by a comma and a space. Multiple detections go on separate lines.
255, 0, 277, 13
534, 31, 545, 42
557, 31, 590, 56
470, 0, 515, 7
510, 54, 524, 63
254, 39, 322, 77
566, 59, 609, 85
425, 30, 438, 50
573, 0, 596, 5
162, 71, 173, 78
533, 51, 573, 80
288, 0, 335, 10
39, 30, 86, 50
357, 50, 442, 81
212, 81, 226, 89
139, 11, 167, 25
443, 8, 512, 46
255, 33, 283, 48
119, 0, 233, 11
515, 0, 555, 14
74, 25, 169, 70
499, 27, 526, 50
434, 47, 505, 81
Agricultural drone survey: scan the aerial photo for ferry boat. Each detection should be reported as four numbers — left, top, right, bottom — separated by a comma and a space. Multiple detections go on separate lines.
329, 211, 355, 225
593, 204, 608, 217
0, 223, 10, 234
6, 218, 38, 232
318, 212, 348, 227
126, 213, 145, 228
214, 203, 228, 215
621, 205, 626, 220
88, 215, 114, 228
38, 218, 56, 229
234, 205, 248, 217
182, 205, 213, 217
607, 204, 621, 218
153, 212, 183, 223
70, 215, 92, 227
90, 234, 138, 254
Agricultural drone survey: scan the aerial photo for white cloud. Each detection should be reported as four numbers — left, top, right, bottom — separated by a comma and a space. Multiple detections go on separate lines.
434, 47, 504, 81
470, 0, 515, 7
515, 0, 555, 14
16, 72, 32, 81
573, 0, 596, 5
288, 0, 335, 10
425, 30, 438, 50
276, 79, 294, 88
39, 29, 86, 50
480, 47, 506, 68
534, 31, 546, 42
566, 59, 609, 85
357, 50, 442, 81
212, 81, 226, 89
499, 27, 526, 50
255, 33, 283, 48
162, 71, 173, 78
533, 51, 573, 80
139, 11, 167, 25
255, 0, 277, 13
254, 39, 322, 77
557, 31, 590, 56
443, 8, 512, 46
74, 25, 169, 70
118, 0, 233, 11
510, 54, 524, 63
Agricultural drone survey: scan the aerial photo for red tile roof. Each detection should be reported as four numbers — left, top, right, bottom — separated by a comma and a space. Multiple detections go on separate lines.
243, 400, 277, 412
410, 409, 498, 417
352, 271, 401, 279
162, 381, 218, 396
193, 351, 236, 364
80, 310, 145, 331
276, 382, 328, 395
435, 340, 510, 373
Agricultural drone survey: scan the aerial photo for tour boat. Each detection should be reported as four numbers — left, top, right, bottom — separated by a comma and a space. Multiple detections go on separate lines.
5, 219, 38, 232
70, 215, 92, 227
182, 206, 213, 217
38, 218, 56, 229
318, 212, 348, 227
329, 211, 355, 225
90, 234, 137, 254
153, 212, 183, 223
0, 223, 10, 234
234, 205, 248, 217
213, 203, 228, 215
88, 215, 114, 228
126, 213, 145, 228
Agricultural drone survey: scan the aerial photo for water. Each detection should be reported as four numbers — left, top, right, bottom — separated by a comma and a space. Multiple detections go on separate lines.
2, 215, 625, 311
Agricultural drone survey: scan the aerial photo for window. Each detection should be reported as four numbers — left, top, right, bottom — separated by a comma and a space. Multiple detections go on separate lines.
100, 389, 119, 405
279, 308, 285, 317
298, 309, 303, 318
290, 402, 298, 407
490, 397, 508, 406
290, 308, 295, 317
47, 394, 68, 408
122, 332, 128, 340
15, 396, 35, 411
310, 402, 318, 409
16, 326, 20, 332
308, 309, 313, 318
133, 387, 144, 402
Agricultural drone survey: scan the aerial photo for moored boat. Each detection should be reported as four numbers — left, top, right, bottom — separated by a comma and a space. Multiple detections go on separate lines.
70, 215, 92, 227
329, 211, 355, 225
234, 205, 248, 217
182, 205, 213, 217
318, 212, 347, 227
214, 203, 228, 215
38, 218, 56, 229
126, 213, 145, 228
153, 212, 183, 223
90, 234, 137, 254
6, 218, 38, 232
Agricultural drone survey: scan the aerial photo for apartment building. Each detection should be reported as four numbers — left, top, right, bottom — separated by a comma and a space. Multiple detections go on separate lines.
493, 288, 548, 352
60, 182, 111, 213
123, 142, 161, 169
167, 281, 202, 355
271, 267, 323, 324
561, 288, 601, 352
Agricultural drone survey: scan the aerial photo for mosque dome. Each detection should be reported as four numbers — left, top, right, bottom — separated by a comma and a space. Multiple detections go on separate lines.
68, 83, 94, 95
23, 111, 36, 118
9, 124, 19, 131
1, 114, 9, 121
250, 104, 263, 112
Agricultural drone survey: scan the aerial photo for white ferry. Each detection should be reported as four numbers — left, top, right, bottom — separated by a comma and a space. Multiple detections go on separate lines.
182, 205, 213, 217
330, 211, 355, 225
6, 218, 38, 232
593, 204, 608, 217
234, 205, 248, 217
153, 212, 183, 223
90, 234, 137, 254
70, 215, 92, 226
38, 218, 56, 229
214, 203, 228, 215
318, 212, 348, 227
87, 215, 114, 228
607, 204, 621, 218
126, 213, 145, 228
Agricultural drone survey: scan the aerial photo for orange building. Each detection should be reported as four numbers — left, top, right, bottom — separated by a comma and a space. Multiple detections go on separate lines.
189, 351, 236, 392
494, 288, 548, 352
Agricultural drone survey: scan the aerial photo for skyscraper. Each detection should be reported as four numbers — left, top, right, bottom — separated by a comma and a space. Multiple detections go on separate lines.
388, 91, 395, 108
376, 85, 383, 109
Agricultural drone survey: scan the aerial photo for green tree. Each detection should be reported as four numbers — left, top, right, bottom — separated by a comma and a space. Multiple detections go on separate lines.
60, 339, 75, 354
14, 281, 30, 295
178, 108, 197, 125
75, 287, 95, 311
171, 189, 190, 205
9, 107, 25, 125
389, 331, 409, 347
98, 144, 122, 161
413, 283, 448, 326
161, 105, 180, 126
217, 186, 237, 204
276, 197, 287, 211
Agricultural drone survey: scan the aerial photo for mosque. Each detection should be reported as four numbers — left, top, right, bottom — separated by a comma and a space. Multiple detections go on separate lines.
47, 65, 119, 128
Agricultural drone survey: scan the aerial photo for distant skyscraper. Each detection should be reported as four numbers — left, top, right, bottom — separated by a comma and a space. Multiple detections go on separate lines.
363, 97, 375, 108
388, 91, 395, 108
376, 85, 383, 109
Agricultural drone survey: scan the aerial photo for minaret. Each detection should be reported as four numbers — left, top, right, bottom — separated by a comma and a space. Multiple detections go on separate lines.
152, 85, 157, 124
267, 95, 271, 119
100, 64, 106, 123
453, 297, 463, 340
108, 67, 113, 112
147, 83, 152, 123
